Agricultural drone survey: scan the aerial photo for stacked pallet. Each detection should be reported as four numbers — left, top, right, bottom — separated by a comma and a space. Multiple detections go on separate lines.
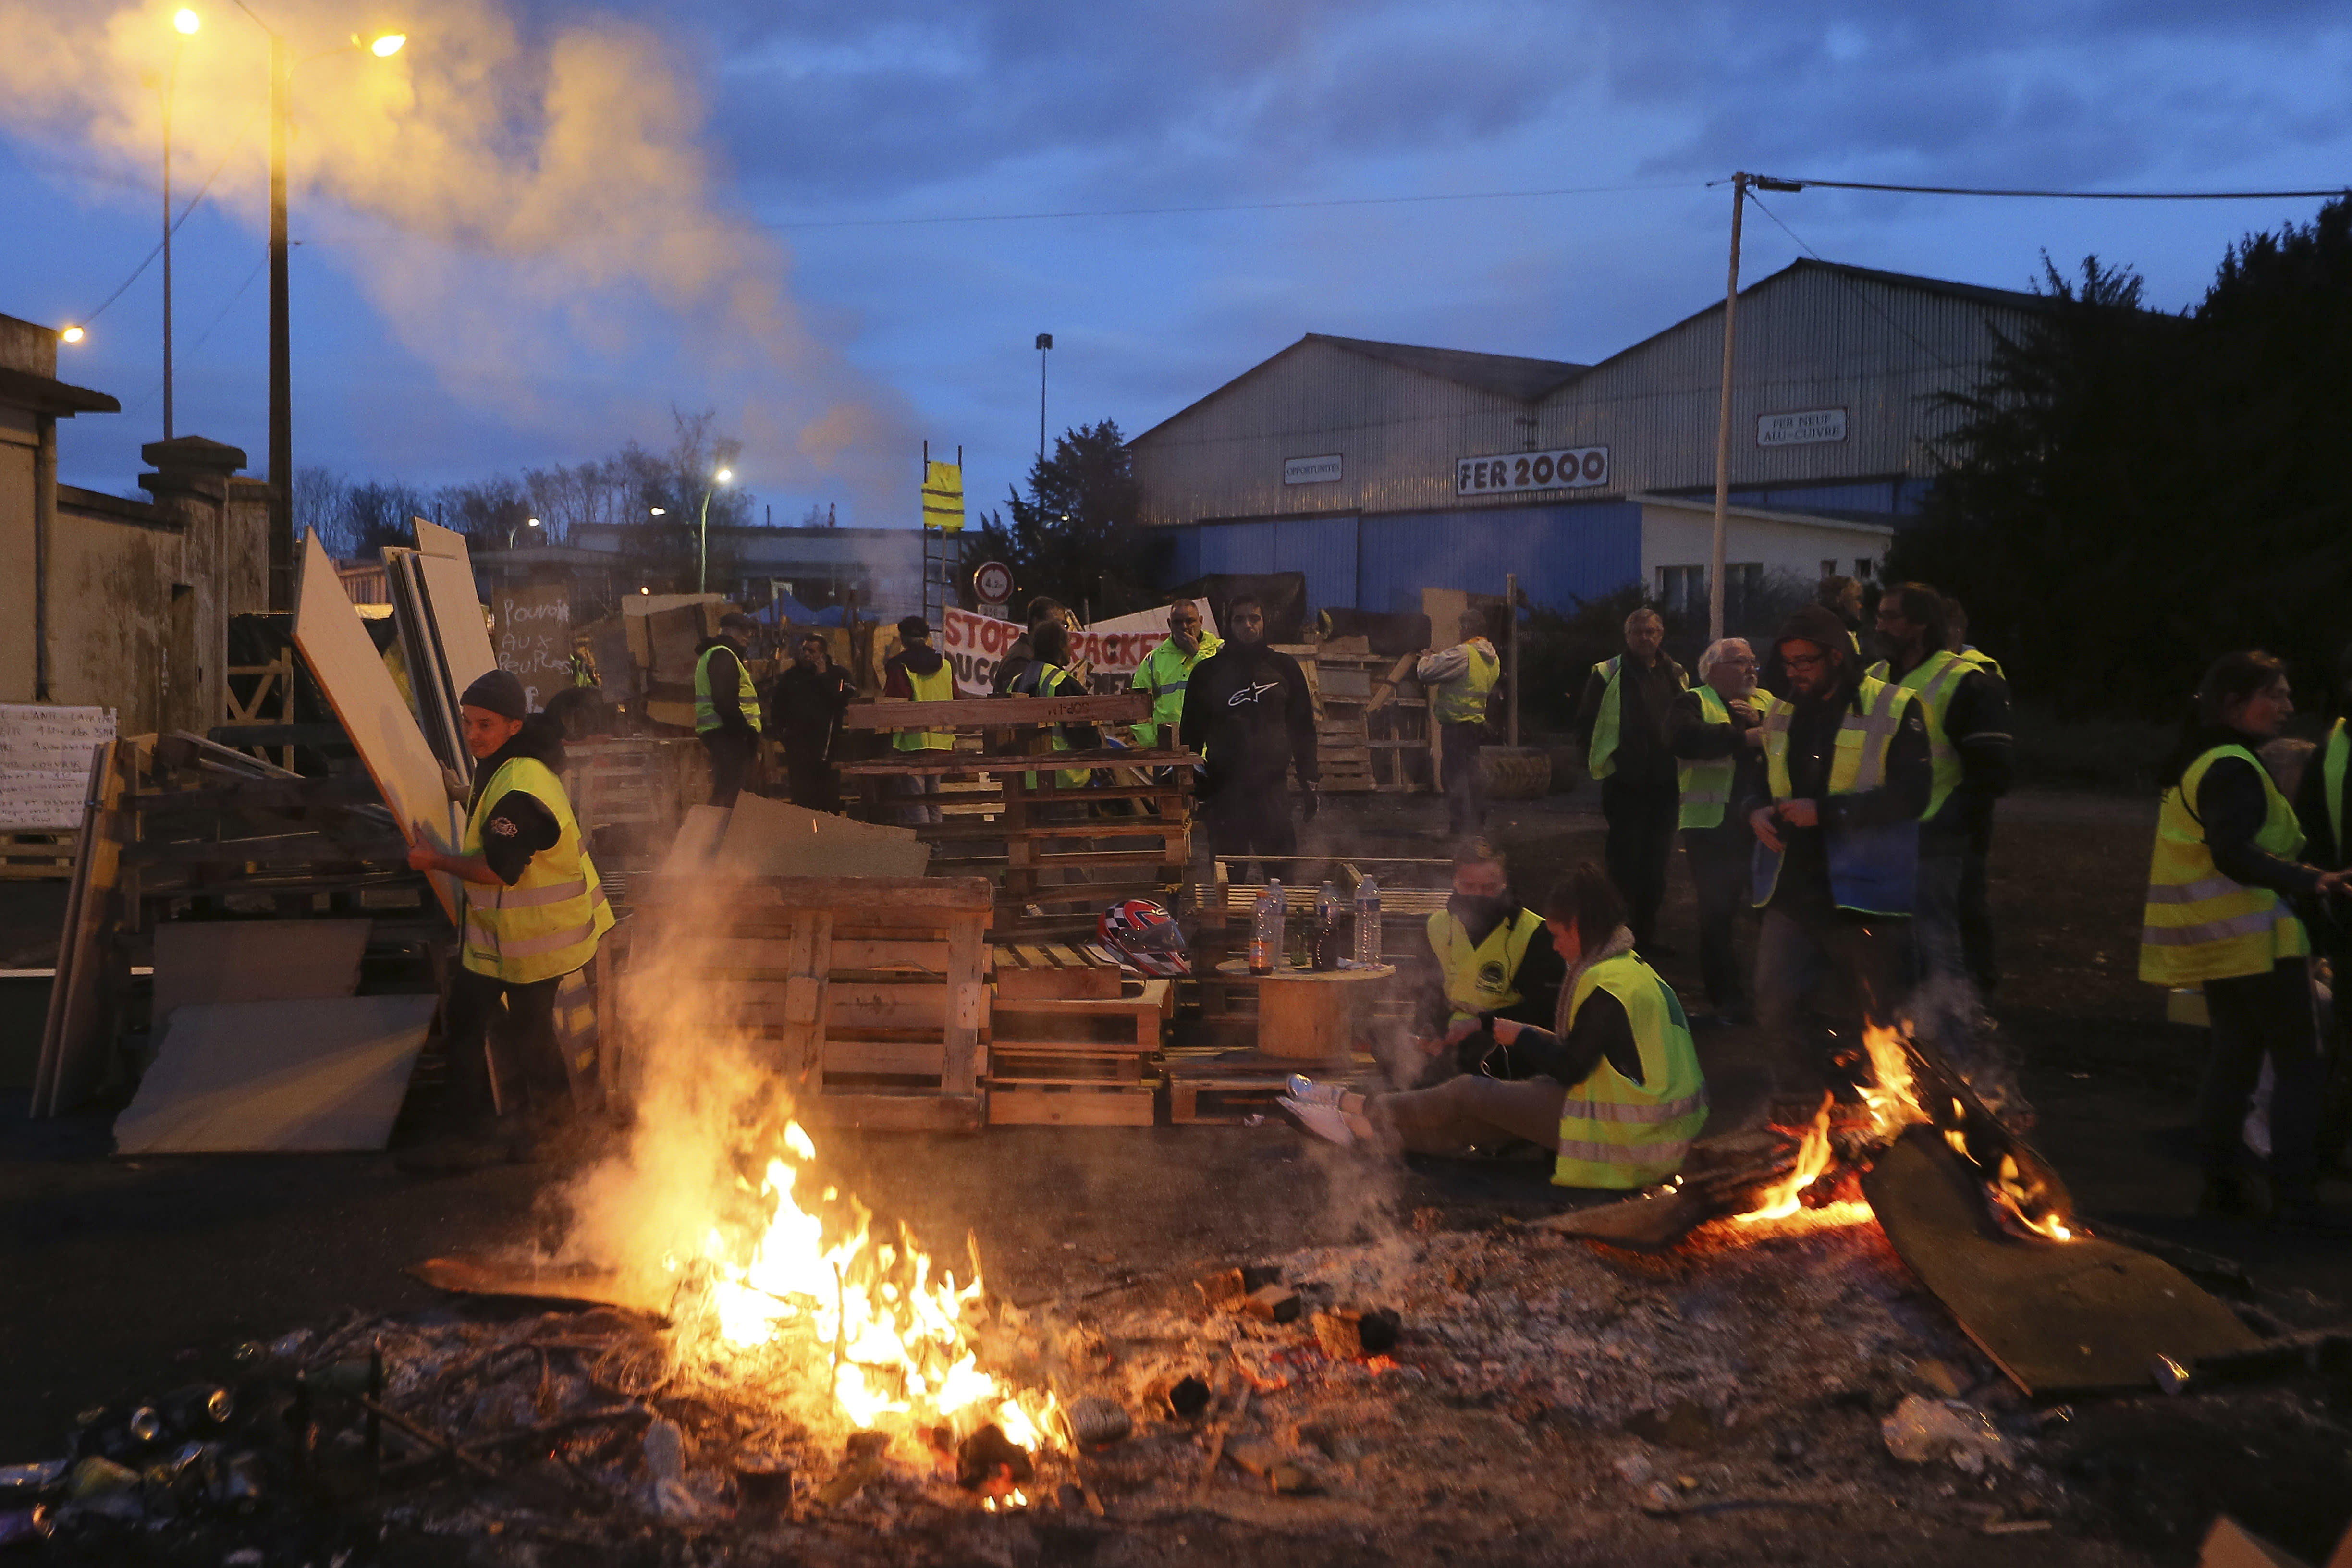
987, 944, 1172, 1126
1276, 638, 1382, 794
619, 874, 992, 1132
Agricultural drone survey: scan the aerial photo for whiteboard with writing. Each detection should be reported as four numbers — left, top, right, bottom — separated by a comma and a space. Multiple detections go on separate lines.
495, 586, 574, 712
0, 705, 114, 829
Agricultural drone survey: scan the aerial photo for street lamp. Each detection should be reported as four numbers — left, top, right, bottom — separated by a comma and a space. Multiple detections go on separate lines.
59, 327, 84, 345
698, 468, 733, 594
161, 8, 199, 441
233, 5, 409, 609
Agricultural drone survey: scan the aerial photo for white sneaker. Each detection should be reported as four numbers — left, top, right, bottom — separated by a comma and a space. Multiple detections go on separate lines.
1278, 1096, 1356, 1147
1286, 1075, 1347, 1107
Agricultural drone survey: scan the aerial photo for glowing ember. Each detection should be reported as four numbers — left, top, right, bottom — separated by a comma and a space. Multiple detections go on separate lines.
1859, 1021, 1929, 1140
1735, 1092, 1834, 1223
677, 1119, 1059, 1451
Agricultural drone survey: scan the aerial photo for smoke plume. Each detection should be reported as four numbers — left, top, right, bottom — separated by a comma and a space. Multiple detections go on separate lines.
0, 0, 916, 517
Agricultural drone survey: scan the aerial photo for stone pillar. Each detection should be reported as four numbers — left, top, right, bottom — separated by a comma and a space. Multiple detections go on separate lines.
139, 435, 249, 738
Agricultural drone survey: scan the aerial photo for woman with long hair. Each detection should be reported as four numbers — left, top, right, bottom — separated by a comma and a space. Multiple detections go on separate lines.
2141, 651, 2352, 1233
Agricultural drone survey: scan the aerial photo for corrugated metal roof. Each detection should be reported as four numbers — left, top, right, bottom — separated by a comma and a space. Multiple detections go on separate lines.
1301, 334, 1590, 401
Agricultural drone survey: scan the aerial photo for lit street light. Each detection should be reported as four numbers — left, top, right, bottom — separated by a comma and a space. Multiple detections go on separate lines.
59, 326, 84, 344
698, 468, 734, 594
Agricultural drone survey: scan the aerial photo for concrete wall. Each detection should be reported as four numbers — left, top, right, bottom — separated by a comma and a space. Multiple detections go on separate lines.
49, 487, 186, 735
0, 406, 38, 703
1637, 497, 1894, 603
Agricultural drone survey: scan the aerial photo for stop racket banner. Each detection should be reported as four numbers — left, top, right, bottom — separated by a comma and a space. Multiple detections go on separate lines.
940, 600, 1218, 698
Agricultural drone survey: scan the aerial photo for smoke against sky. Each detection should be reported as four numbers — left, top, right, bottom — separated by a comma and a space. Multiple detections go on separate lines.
1, 0, 2348, 520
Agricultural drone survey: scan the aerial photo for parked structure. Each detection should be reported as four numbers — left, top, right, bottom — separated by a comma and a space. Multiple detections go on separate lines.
1130, 260, 2040, 617
471, 521, 928, 625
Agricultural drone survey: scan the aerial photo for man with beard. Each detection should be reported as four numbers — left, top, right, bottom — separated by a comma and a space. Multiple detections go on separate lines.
1402, 838, 1566, 1087
1179, 596, 1318, 881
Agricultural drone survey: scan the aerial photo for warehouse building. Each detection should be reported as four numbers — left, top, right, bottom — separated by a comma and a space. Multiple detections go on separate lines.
1130, 259, 2041, 618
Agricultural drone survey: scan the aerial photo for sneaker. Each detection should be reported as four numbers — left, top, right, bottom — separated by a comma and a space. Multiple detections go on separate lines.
1277, 1096, 1357, 1148
1286, 1074, 1348, 1107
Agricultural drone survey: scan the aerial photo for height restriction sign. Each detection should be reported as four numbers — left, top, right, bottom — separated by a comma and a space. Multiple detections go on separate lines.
972, 560, 1014, 606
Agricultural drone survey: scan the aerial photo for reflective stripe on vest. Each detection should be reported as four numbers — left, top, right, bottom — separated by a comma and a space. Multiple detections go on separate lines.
889, 657, 956, 751
2326, 720, 2348, 863
1677, 684, 1773, 830
1432, 641, 1501, 727
2137, 744, 2309, 986
460, 756, 615, 984
1587, 657, 1623, 779
1752, 676, 1920, 915
1551, 953, 1708, 1190
1424, 906, 1544, 1020
1866, 651, 1970, 819
1131, 633, 1219, 748
693, 645, 762, 735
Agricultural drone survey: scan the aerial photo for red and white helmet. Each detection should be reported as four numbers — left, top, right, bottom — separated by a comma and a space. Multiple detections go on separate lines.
1099, 897, 1188, 976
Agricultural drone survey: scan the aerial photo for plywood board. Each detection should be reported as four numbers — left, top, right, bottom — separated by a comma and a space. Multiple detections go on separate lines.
293, 532, 458, 921
113, 994, 440, 1152
416, 551, 499, 698
715, 791, 930, 879
151, 919, 370, 1027
1862, 1125, 2260, 1395
406, 1255, 668, 1317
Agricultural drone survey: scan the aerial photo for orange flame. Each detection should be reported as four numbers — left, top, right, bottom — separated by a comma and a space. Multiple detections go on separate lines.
1859, 1022, 1928, 1140
1735, 1093, 1835, 1223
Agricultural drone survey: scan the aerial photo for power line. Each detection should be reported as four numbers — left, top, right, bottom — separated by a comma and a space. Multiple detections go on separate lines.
1743, 190, 1967, 375
1727, 175, 2348, 201
71, 110, 260, 330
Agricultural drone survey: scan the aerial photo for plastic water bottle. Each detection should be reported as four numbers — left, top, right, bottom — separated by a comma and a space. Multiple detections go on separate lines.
1354, 877, 1382, 967
1312, 882, 1344, 971
1250, 879, 1285, 975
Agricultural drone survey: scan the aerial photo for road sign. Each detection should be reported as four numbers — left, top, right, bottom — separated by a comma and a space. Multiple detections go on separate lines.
972, 560, 1014, 605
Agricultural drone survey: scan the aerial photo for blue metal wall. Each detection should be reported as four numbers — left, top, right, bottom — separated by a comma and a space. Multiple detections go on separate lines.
1167, 500, 1642, 616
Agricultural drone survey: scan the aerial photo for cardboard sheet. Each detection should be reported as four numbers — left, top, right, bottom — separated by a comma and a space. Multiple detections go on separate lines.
113, 994, 440, 1152
151, 919, 370, 1028
293, 533, 458, 920
714, 792, 930, 879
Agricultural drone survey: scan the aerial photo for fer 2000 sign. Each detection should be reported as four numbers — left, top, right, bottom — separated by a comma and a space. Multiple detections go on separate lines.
1456, 445, 1609, 496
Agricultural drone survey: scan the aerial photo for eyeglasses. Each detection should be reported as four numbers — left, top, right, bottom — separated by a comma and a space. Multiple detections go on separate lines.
1783, 651, 1829, 671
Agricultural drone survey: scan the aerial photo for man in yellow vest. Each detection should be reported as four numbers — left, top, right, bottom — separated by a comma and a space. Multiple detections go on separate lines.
404, 670, 614, 1171
1279, 863, 1707, 1191
1418, 612, 1503, 840
1669, 637, 1769, 1027
2293, 644, 2352, 1176
1129, 600, 1219, 750
2142, 650, 2350, 1233
1868, 583, 2014, 1091
1575, 606, 1688, 953
882, 615, 955, 825
1400, 838, 1565, 1086
1744, 605, 1931, 1093
693, 612, 764, 807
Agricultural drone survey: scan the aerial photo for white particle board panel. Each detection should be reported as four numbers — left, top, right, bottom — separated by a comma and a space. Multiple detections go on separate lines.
716, 792, 930, 879
113, 994, 440, 1152
151, 919, 371, 1028
417, 552, 498, 698
292, 532, 458, 921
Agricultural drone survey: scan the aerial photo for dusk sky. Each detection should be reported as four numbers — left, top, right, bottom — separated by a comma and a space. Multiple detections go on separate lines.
1, 1, 2346, 527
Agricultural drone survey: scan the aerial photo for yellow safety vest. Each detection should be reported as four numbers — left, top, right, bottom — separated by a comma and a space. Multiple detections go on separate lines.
460, 756, 615, 984
1587, 655, 1685, 780
1959, 647, 2005, 681
1552, 953, 1708, 1190
1013, 662, 1090, 790
1753, 675, 1920, 915
1865, 650, 1972, 821
693, 645, 762, 735
1130, 633, 1221, 749
2138, 744, 2310, 986
1678, 684, 1773, 830
2324, 719, 2348, 863
1424, 906, 1544, 1022
1431, 640, 1501, 727
888, 656, 955, 752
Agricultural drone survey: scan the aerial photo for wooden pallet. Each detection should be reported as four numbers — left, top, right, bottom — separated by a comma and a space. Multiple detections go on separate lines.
987, 977, 1171, 1128
992, 941, 1127, 999
987, 1081, 1158, 1126
0, 831, 78, 881
1164, 1047, 1372, 1125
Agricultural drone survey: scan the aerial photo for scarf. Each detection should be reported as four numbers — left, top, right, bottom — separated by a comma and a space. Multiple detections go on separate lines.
1552, 924, 1637, 1039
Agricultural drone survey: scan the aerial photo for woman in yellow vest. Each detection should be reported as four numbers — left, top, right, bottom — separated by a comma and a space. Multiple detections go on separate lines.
404, 670, 615, 1171
1005, 620, 1098, 795
2140, 651, 2349, 1233
1281, 864, 1707, 1190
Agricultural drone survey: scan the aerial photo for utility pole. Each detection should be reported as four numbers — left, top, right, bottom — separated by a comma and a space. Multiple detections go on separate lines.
1035, 333, 1053, 467
1708, 174, 1746, 645
1506, 571, 1519, 747
267, 31, 293, 610
162, 37, 182, 441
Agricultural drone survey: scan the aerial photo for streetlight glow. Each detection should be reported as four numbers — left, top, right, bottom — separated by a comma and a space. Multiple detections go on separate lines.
174, 8, 200, 35
649, 506, 666, 516
714, 467, 734, 485
59, 326, 84, 344
527, 517, 540, 527
370, 32, 406, 56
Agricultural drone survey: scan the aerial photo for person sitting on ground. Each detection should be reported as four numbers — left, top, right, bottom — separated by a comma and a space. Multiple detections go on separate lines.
1282, 863, 1708, 1190
1403, 837, 1565, 1088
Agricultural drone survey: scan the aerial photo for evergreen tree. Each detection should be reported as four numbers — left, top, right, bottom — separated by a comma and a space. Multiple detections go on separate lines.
975, 420, 1166, 618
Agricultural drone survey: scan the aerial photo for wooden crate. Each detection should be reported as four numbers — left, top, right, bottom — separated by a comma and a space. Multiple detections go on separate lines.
0, 832, 78, 881
992, 941, 1125, 999
625, 874, 992, 1132
986, 1081, 1157, 1126
1164, 1047, 1374, 1125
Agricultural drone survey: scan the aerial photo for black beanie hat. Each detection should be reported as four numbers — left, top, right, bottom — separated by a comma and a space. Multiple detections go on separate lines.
460, 669, 528, 721
1772, 604, 1855, 662
896, 615, 932, 642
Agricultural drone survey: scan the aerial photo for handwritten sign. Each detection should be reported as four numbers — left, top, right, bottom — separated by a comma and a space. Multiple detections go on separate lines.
0, 704, 114, 829
939, 601, 1218, 698
494, 587, 573, 712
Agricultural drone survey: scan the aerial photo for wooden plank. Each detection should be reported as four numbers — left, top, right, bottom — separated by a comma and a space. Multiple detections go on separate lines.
838, 746, 1196, 777
797, 1091, 985, 1133
822, 1037, 946, 1076
943, 914, 984, 1098
292, 532, 461, 922
987, 1083, 1155, 1127
831, 938, 955, 972
826, 984, 947, 1030
1861, 1126, 2259, 1395
843, 693, 1149, 732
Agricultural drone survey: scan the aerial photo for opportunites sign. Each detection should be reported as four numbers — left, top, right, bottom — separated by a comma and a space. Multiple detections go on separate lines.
1456, 446, 1608, 496
1757, 407, 1848, 447
1284, 453, 1343, 485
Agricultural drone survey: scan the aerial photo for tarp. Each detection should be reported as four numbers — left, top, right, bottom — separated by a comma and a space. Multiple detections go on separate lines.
1166, 573, 1308, 645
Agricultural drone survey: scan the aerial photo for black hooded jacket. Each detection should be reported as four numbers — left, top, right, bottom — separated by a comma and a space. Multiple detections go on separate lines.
467, 715, 569, 887
1178, 640, 1318, 797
